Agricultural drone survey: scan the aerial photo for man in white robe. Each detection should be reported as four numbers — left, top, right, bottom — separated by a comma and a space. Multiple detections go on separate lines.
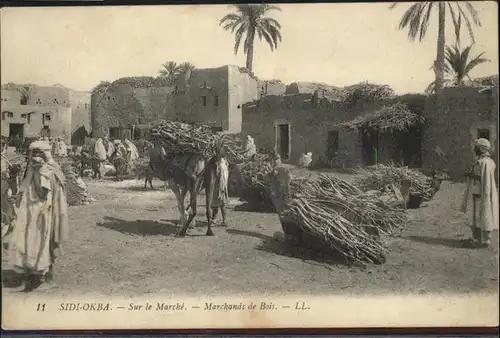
56, 137, 68, 157
210, 147, 229, 227
8, 140, 69, 291
243, 135, 257, 159
461, 138, 499, 248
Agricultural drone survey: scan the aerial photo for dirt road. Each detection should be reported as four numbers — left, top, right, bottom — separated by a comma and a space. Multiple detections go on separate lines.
2, 177, 498, 297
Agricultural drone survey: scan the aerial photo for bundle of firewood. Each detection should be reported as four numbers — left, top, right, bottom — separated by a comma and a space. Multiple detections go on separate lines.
355, 164, 435, 202
269, 170, 407, 265
59, 159, 94, 206
149, 120, 222, 160
234, 159, 275, 211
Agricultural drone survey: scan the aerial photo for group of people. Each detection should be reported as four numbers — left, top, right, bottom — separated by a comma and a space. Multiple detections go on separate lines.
69, 136, 140, 180
0, 134, 497, 293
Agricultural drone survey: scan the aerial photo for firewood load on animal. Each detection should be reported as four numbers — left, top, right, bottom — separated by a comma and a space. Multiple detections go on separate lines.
148, 121, 248, 237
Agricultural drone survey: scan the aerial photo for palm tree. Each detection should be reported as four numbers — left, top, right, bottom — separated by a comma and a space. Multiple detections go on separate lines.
219, 4, 282, 72
390, 2, 481, 94
425, 44, 490, 94
159, 61, 181, 85
179, 62, 196, 84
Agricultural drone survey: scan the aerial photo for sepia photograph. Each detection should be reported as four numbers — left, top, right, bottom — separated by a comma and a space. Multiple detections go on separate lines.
1, 1, 499, 330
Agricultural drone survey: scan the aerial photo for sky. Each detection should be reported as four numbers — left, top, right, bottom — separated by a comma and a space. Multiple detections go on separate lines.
1, 2, 498, 94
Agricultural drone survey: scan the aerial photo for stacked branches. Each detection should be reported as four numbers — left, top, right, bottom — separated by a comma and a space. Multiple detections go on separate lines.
340, 82, 395, 108
58, 158, 94, 206
149, 120, 222, 161
275, 173, 407, 265
355, 164, 435, 202
236, 159, 275, 211
220, 133, 276, 210
334, 103, 424, 132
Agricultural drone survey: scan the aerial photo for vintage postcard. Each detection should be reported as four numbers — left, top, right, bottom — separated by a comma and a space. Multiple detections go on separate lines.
1, 2, 499, 331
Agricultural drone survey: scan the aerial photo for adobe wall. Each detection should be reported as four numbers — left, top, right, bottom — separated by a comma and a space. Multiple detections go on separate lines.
228, 65, 259, 133
91, 66, 236, 136
242, 94, 363, 166
69, 90, 91, 134
186, 66, 229, 128
422, 87, 498, 181
1, 89, 22, 103
1, 103, 72, 143
27, 86, 71, 106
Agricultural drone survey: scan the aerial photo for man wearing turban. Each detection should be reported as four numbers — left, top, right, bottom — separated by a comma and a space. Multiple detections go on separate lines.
8, 140, 69, 291
461, 138, 499, 248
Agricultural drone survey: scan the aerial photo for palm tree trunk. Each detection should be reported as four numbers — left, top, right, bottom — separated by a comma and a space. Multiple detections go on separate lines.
434, 2, 446, 95
246, 30, 256, 72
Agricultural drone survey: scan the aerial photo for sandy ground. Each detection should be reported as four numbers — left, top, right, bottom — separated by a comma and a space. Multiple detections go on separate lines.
2, 174, 499, 297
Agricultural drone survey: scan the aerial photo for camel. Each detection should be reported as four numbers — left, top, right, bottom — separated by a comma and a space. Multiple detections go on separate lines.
149, 142, 220, 237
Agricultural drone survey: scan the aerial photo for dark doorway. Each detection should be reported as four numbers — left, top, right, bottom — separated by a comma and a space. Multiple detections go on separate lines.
9, 123, 24, 139
71, 126, 89, 146
276, 123, 290, 160
477, 128, 490, 141
109, 127, 119, 140
326, 130, 339, 160
361, 128, 379, 166
397, 126, 422, 167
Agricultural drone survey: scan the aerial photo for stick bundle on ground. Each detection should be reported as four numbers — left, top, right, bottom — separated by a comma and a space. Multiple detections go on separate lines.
269, 170, 407, 265
355, 164, 435, 202
59, 158, 94, 206
234, 159, 275, 211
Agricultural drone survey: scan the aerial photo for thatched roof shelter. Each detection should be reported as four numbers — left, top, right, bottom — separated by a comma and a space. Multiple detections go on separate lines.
332, 102, 424, 132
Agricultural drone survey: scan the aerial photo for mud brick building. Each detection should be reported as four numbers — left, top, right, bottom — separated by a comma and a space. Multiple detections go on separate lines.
1, 84, 91, 144
421, 86, 499, 181
90, 65, 277, 140
242, 84, 426, 169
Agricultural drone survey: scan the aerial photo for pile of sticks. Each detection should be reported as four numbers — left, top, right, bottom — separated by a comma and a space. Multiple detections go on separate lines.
355, 164, 435, 202
236, 159, 275, 211
149, 121, 222, 160
59, 159, 94, 206
277, 173, 407, 265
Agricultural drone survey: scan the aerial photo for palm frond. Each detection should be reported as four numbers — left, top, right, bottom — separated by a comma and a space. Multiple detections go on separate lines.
398, 3, 425, 41
447, 2, 461, 44
419, 2, 435, 41
455, 2, 477, 44
219, 13, 241, 26
463, 55, 490, 76
464, 1, 481, 26
233, 24, 246, 55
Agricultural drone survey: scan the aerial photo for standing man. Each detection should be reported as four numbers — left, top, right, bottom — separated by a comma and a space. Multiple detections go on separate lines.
1, 139, 15, 239
210, 146, 229, 227
461, 138, 499, 248
8, 140, 69, 291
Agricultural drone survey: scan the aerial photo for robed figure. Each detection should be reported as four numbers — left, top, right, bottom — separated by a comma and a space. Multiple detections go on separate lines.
8, 140, 69, 291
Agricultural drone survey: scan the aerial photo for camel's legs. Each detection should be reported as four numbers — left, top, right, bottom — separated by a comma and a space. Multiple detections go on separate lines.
181, 186, 202, 237
169, 180, 187, 227
204, 170, 216, 236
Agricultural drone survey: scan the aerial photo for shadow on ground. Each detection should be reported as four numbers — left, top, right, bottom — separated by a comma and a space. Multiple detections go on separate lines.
1, 269, 24, 288
233, 203, 275, 214
97, 216, 180, 236
116, 186, 159, 192
406, 235, 469, 249
226, 228, 354, 267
